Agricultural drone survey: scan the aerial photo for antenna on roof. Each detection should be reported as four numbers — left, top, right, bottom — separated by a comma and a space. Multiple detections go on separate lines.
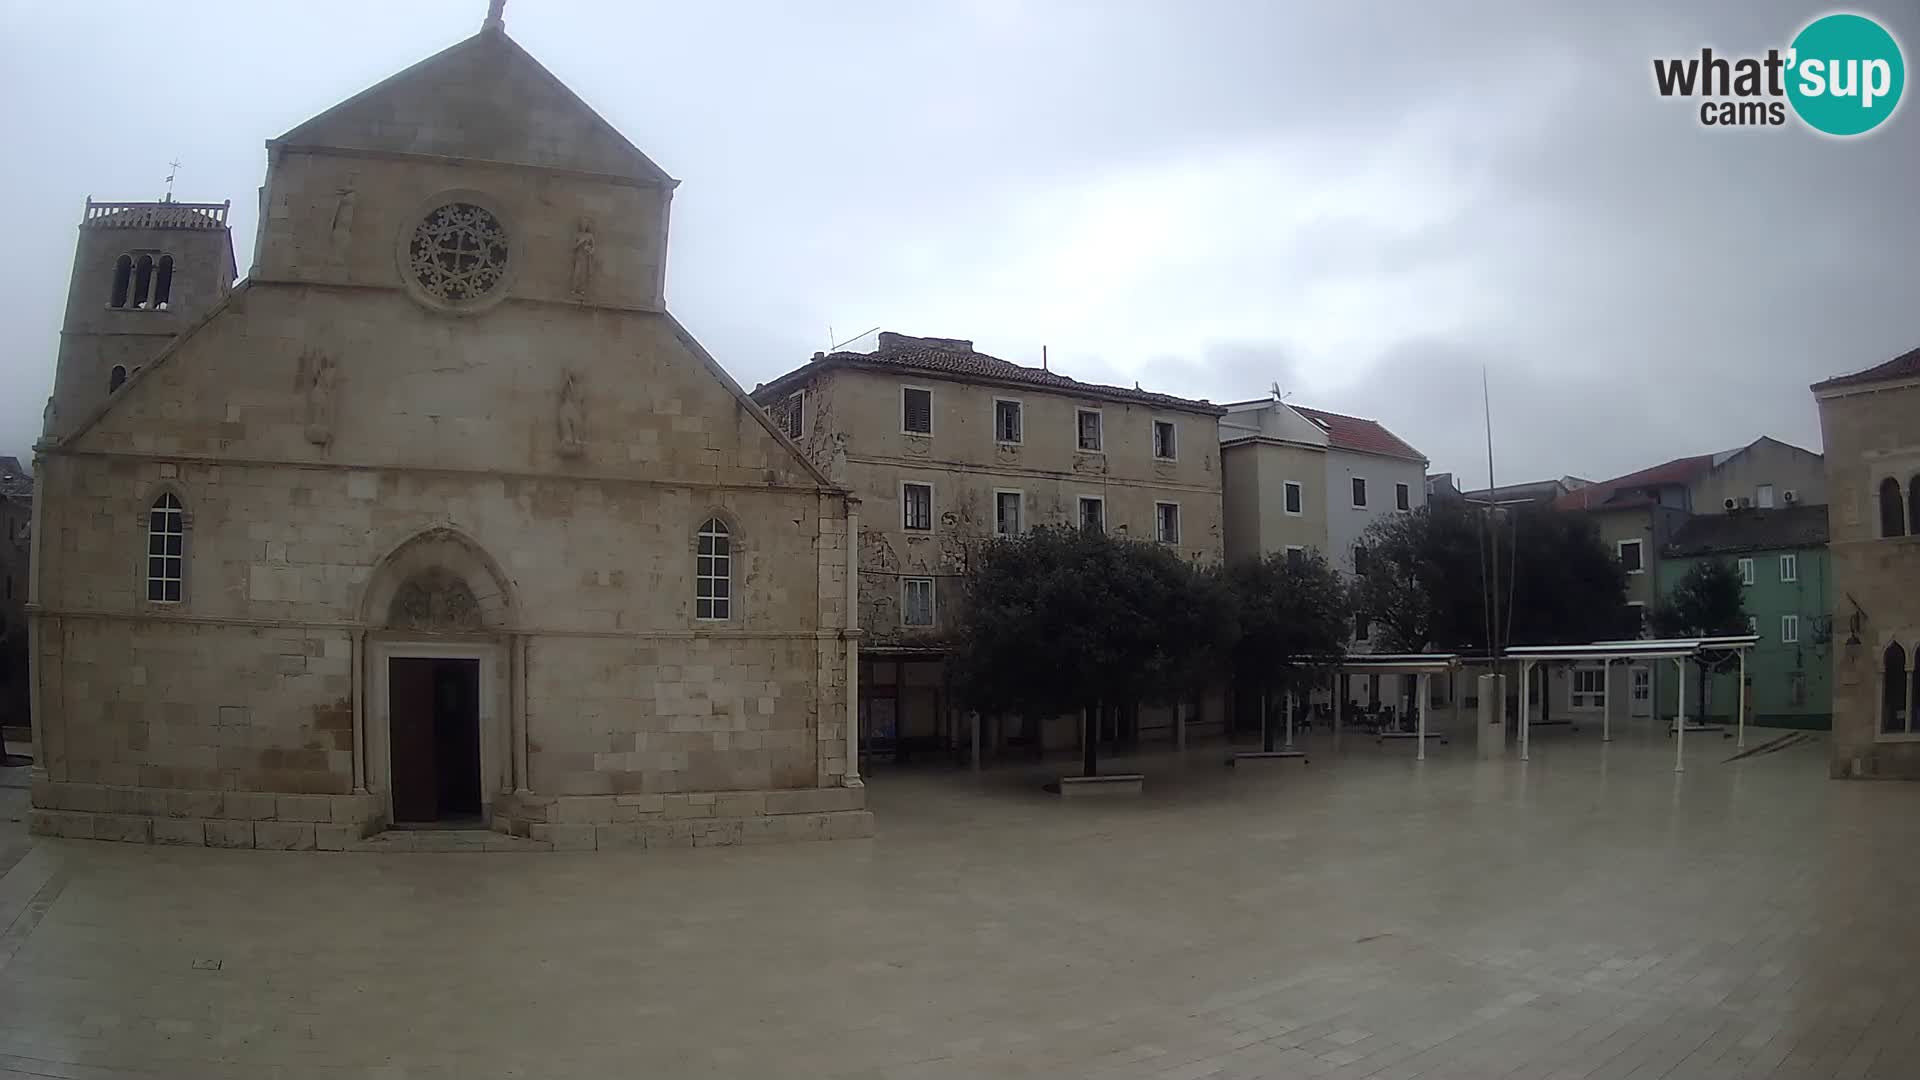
163, 158, 181, 202
829, 326, 879, 352
1042, 345, 1048, 371
1270, 381, 1288, 402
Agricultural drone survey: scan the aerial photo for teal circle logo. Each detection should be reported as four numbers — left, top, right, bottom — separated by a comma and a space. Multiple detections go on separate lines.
1787, 13, 1905, 135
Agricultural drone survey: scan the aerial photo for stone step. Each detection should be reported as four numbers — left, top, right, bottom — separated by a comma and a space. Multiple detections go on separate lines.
345, 829, 552, 853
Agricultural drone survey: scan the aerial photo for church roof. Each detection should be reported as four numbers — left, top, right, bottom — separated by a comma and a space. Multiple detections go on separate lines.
1812, 344, 1920, 392
272, 24, 675, 185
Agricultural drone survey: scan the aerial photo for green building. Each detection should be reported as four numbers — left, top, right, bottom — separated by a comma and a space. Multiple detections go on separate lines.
1658, 505, 1831, 729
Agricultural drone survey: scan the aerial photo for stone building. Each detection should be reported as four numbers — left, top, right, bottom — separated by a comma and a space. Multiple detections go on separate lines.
1216, 395, 1428, 712
27, 11, 869, 848
752, 333, 1225, 759
1812, 345, 1920, 779
0, 458, 30, 735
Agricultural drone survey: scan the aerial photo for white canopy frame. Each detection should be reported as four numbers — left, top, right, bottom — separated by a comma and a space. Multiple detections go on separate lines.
1328, 654, 1463, 762
1504, 636, 1760, 771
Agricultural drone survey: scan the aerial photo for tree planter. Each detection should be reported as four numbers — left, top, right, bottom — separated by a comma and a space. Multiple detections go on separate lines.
1051, 774, 1145, 796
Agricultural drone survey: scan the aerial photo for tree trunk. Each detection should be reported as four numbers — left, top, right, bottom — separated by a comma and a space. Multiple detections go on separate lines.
1542, 667, 1552, 725
1696, 659, 1709, 722
1082, 704, 1098, 777
1261, 689, 1276, 752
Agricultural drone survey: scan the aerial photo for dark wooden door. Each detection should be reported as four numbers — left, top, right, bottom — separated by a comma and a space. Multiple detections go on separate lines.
389, 658, 438, 822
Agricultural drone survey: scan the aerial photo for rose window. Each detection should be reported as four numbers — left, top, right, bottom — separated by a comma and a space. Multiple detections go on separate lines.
408, 203, 509, 303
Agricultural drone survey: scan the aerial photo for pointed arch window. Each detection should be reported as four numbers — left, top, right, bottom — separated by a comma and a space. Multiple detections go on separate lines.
110, 255, 133, 308
146, 493, 184, 602
695, 518, 731, 620
1884, 642, 1910, 735
1879, 477, 1905, 539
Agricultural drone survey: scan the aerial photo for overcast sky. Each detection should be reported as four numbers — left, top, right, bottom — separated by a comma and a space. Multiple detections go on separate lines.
3, 1, 1915, 485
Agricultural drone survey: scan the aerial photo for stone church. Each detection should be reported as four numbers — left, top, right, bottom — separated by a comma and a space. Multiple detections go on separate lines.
27, 7, 869, 849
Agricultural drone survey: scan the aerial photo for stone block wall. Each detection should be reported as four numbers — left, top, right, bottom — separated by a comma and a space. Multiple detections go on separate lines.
1817, 381, 1920, 778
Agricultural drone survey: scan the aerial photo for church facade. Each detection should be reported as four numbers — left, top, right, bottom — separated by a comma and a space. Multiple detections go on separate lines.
27, 13, 869, 849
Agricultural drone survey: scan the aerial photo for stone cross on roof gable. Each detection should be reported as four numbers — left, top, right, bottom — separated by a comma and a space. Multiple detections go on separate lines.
483, 0, 505, 31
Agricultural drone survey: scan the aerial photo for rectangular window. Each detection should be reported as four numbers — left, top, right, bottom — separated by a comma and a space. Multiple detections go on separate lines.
1395, 482, 1410, 511
1789, 671, 1807, 706
1618, 540, 1643, 574
1780, 553, 1798, 582
1572, 667, 1606, 709
901, 387, 932, 435
1747, 615, 1760, 637
994, 399, 1023, 444
1351, 477, 1367, 507
1632, 666, 1651, 702
902, 482, 932, 531
1738, 557, 1755, 585
1078, 496, 1105, 533
1627, 600, 1647, 637
1284, 545, 1305, 567
1354, 611, 1371, 641
1757, 483, 1775, 508
1152, 420, 1177, 461
1353, 545, 1369, 576
782, 391, 805, 440
1156, 502, 1181, 544
995, 490, 1023, 536
1781, 614, 1799, 643
1076, 409, 1103, 452
902, 577, 935, 627
695, 519, 731, 621
1283, 481, 1303, 515
147, 495, 184, 603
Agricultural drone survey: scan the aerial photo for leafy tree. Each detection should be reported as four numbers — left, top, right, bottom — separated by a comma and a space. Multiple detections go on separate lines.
1224, 550, 1349, 750
1648, 559, 1749, 720
1357, 504, 1634, 723
1355, 503, 1634, 654
948, 526, 1229, 777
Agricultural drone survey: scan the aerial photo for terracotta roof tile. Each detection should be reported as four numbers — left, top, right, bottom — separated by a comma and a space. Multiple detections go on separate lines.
1664, 504, 1829, 556
1287, 405, 1425, 462
754, 334, 1224, 414
1812, 344, 1920, 391
1552, 454, 1717, 512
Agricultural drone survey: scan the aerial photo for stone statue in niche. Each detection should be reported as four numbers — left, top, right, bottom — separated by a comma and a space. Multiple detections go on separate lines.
389, 569, 482, 632
299, 347, 336, 447
557, 370, 586, 457
329, 173, 358, 261
569, 218, 595, 299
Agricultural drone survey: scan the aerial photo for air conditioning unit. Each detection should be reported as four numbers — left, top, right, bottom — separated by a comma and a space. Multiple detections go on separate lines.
1738, 496, 1752, 508
1783, 489, 1798, 504
1724, 498, 1737, 511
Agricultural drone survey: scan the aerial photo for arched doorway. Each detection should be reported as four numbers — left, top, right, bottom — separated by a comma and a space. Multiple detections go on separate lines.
360, 529, 516, 826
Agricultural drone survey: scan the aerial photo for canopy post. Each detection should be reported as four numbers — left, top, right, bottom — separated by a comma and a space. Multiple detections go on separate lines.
1520, 659, 1533, 762
1674, 657, 1687, 773
1332, 670, 1342, 751
1602, 657, 1613, 743
1416, 672, 1430, 762
1737, 649, 1747, 749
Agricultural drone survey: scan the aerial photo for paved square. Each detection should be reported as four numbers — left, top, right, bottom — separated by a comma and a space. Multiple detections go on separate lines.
1, 721, 1917, 1079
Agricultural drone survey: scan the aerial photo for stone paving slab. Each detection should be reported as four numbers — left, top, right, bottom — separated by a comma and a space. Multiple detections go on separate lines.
0, 722, 1916, 1078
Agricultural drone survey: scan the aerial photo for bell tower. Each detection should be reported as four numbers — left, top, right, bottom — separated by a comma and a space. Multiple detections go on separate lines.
44, 197, 237, 440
